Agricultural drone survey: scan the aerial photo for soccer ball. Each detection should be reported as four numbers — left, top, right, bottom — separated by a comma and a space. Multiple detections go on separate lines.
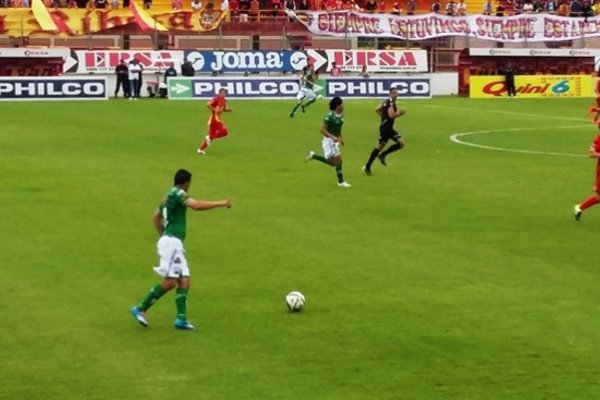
285, 291, 305, 312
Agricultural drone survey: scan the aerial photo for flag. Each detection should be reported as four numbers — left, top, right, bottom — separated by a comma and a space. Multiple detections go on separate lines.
129, 1, 168, 31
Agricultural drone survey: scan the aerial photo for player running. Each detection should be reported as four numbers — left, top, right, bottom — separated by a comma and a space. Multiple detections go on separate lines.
305, 97, 351, 188
574, 127, 600, 220
290, 64, 318, 118
362, 86, 406, 176
197, 88, 233, 155
130, 169, 232, 329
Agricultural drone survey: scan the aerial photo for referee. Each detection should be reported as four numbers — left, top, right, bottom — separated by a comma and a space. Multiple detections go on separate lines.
362, 87, 406, 176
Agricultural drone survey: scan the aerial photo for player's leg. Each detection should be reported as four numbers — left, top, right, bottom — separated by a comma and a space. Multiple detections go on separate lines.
307, 137, 333, 165
328, 154, 350, 187
114, 78, 121, 97
363, 130, 387, 174
290, 90, 306, 117
574, 185, 600, 221
379, 134, 405, 165
198, 121, 219, 154
131, 237, 179, 326
302, 90, 317, 111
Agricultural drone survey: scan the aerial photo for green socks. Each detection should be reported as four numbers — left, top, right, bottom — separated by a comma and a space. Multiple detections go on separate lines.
291, 103, 301, 114
305, 99, 316, 108
175, 288, 189, 321
138, 284, 166, 311
335, 164, 344, 183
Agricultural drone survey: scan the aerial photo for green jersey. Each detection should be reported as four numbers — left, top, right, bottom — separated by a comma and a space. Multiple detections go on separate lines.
323, 111, 344, 137
159, 187, 188, 241
304, 70, 316, 89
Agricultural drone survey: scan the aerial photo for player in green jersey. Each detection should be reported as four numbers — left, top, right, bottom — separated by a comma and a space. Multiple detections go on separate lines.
130, 169, 232, 330
305, 97, 351, 188
290, 64, 319, 118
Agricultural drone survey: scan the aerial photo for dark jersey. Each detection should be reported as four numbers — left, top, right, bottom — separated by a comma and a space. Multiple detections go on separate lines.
380, 97, 397, 130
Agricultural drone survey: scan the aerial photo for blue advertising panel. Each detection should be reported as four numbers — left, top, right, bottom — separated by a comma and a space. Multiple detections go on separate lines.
183, 50, 309, 73
0, 77, 108, 101
167, 77, 431, 99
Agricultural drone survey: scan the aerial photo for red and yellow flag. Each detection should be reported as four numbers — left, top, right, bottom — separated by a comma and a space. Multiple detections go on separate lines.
128, 0, 168, 31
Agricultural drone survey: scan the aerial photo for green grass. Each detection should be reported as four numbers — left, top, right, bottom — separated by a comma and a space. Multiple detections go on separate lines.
1, 96, 600, 399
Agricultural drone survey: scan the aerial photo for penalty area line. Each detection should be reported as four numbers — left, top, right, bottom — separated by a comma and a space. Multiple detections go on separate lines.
449, 125, 590, 158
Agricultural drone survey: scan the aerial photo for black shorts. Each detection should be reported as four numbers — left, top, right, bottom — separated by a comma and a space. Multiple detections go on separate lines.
379, 127, 401, 145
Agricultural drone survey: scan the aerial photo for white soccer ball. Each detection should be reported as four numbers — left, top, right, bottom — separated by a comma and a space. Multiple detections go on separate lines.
285, 291, 305, 312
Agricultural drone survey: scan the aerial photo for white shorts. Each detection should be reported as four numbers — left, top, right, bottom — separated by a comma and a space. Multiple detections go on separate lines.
152, 235, 190, 278
296, 88, 316, 101
322, 137, 341, 159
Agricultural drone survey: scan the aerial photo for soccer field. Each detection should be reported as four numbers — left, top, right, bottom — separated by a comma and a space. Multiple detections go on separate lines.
2, 96, 600, 399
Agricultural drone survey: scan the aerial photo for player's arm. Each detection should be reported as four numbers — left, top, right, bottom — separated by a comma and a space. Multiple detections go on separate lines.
388, 106, 406, 119
184, 198, 232, 211
588, 145, 600, 158
375, 104, 383, 117
152, 208, 164, 236
206, 100, 219, 112
320, 122, 339, 142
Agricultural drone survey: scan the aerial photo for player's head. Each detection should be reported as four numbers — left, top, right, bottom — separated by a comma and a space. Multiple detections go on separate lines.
174, 169, 192, 189
330, 96, 344, 113
389, 86, 399, 100
218, 88, 227, 98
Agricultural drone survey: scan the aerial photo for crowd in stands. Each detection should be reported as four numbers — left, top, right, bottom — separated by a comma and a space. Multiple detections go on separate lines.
1, 0, 599, 19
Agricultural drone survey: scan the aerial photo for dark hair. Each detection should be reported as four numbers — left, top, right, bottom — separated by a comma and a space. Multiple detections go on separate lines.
174, 169, 192, 185
389, 86, 398, 93
329, 97, 343, 110
218, 88, 227, 93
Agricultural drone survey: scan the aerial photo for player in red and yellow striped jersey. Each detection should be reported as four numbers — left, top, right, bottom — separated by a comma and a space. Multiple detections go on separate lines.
197, 88, 233, 155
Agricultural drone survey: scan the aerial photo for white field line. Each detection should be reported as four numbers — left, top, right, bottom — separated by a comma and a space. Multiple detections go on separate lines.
449, 125, 590, 158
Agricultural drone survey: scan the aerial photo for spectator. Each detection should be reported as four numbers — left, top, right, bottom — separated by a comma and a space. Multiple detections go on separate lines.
583, 0, 593, 19
391, 1, 402, 13
522, 0, 533, 12
482, 0, 492, 14
122, 0, 129, 7
545, 0, 557, 12
191, 0, 201, 10
249, 0, 259, 19
143, 0, 151, 8
445, 0, 455, 14
201, 2, 216, 27
569, 0, 581, 16
239, 0, 249, 20
95, 0, 105, 7
342, 0, 354, 9
284, 0, 295, 10
171, 0, 182, 8
557, 0, 569, 15
377, 0, 385, 11
495, 1, 504, 15
330, 62, 342, 76
298, 0, 309, 8
128, 59, 142, 100
364, 0, 376, 11
324, 0, 337, 10
406, 0, 415, 14
114, 59, 130, 98
513, 0, 522, 14
181, 60, 195, 76
221, 0, 230, 20
359, 65, 369, 78
271, 0, 281, 17
67, 0, 78, 7
533, 0, 543, 11
230, 0, 239, 18
431, 0, 441, 12
455, 0, 466, 14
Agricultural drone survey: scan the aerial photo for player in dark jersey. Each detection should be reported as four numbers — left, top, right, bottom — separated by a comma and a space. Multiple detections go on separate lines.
574, 126, 600, 220
362, 87, 406, 176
